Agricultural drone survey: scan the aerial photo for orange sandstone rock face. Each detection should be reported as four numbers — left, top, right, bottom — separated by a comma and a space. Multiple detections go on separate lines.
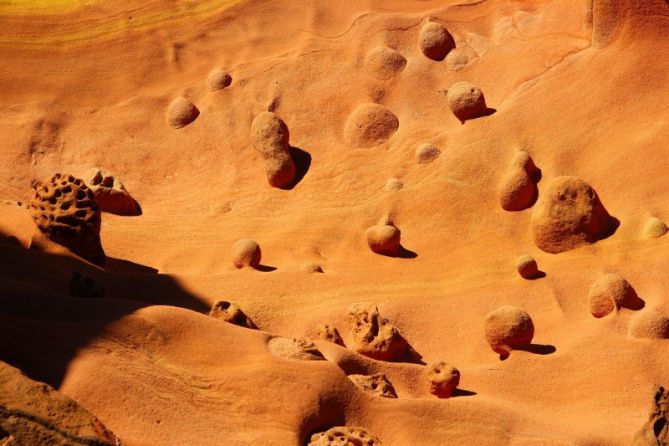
531, 176, 616, 254
28, 173, 105, 265
588, 273, 643, 318
251, 111, 297, 188
426, 362, 460, 398
343, 104, 399, 148
484, 306, 534, 357
166, 97, 199, 128
347, 302, 407, 361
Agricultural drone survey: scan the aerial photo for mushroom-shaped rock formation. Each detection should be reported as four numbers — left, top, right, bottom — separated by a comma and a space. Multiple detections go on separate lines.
309, 427, 382, 446
88, 168, 141, 216
364, 46, 407, 80
312, 323, 344, 346
347, 302, 407, 361
499, 151, 540, 212
267, 337, 324, 361
632, 385, 669, 446
348, 373, 397, 398
209, 300, 255, 329
515, 255, 539, 279
251, 111, 297, 188
419, 21, 455, 61
446, 82, 488, 123
344, 103, 399, 148
28, 173, 105, 265
231, 238, 261, 269
207, 68, 232, 91
589, 273, 643, 318
166, 97, 199, 129
629, 309, 669, 340
643, 217, 668, 239
415, 143, 441, 164
427, 362, 460, 398
366, 216, 401, 256
531, 176, 617, 253
484, 306, 534, 357
69, 271, 105, 298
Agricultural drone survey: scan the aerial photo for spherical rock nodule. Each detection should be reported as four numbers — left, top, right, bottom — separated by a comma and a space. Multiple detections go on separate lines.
344, 103, 399, 148
446, 82, 488, 122
29, 173, 105, 265
589, 273, 642, 318
364, 46, 407, 80
385, 178, 403, 191
251, 111, 296, 188
643, 217, 668, 239
207, 68, 232, 91
231, 238, 261, 269
427, 362, 460, 398
347, 302, 407, 361
484, 306, 534, 357
366, 223, 401, 256
628, 309, 669, 339
531, 176, 616, 254
516, 255, 539, 279
166, 97, 199, 129
415, 143, 441, 164
419, 21, 455, 61
309, 427, 382, 446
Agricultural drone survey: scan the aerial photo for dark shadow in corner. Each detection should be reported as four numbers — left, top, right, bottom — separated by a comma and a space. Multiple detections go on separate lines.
451, 388, 477, 398
0, 231, 210, 389
397, 345, 426, 365
459, 108, 496, 124
254, 264, 277, 272
280, 147, 311, 190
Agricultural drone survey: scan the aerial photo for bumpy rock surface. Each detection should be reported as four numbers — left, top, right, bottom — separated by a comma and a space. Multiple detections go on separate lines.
0, 361, 122, 446
231, 238, 261, 269
366, 219, 401, 256
516, 255, 539, 279
588, 273, 643, 318
207, 68, 232, 91
69, 271, 105, 298
308, 426, 381, 446
88, 168, 141, 216
344, 104, 399, 148
446, 82, 488, 122
419, 21, 455, 61
499, 151, 540, 212
312, 323, 344, 345
629, 309, 669, 339
415, 143, 441, 164
632, 385, 669, 446
643, 217, 668, 239
347, 302, 407, 361
251, 111, 297, 188
484, 306, 534, 357
267, 337, 324, 361
209, 300, 255, 328
531, 176, 616, 253
427, 362, 460, 398
348, 373, 397, 398
364, 46, 406, 80
29, 173, 105, 265
166, 97, 199, 128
